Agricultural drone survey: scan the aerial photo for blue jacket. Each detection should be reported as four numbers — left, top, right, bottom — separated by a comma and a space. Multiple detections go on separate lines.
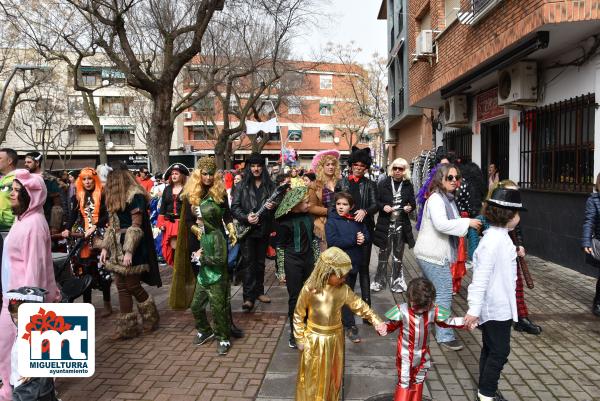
582, 193, 600, 248
325, 210, 370, 273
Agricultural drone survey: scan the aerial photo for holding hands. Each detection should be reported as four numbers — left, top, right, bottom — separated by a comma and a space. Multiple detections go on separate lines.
464, 314, 479, 330
375, 322, 388, 336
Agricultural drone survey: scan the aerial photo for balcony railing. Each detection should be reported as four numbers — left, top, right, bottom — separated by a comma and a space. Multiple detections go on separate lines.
458, 0, 502, 25
398, 87, 405, 115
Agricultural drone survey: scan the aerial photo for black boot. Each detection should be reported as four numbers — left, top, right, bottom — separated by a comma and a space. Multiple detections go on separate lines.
514, 317, 542, 335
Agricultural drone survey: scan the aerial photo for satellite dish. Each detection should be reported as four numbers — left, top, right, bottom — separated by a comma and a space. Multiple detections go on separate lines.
106, 141, 115, 150
102, 79, 110, 86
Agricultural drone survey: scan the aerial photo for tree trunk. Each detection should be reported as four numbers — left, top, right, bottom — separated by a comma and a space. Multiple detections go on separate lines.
82, 93, 108, 165
147, 90, 174, 172
214, 134, 228, 170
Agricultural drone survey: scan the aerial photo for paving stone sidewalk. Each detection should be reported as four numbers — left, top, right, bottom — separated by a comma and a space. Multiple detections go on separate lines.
257, 250, 600, 401
51, 247, 600, 401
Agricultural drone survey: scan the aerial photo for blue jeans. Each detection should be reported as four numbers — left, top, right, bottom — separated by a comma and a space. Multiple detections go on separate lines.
417, 258, 455, 343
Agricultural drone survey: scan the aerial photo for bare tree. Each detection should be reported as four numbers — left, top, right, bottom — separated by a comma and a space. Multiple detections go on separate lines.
176, 1, 320, 169
328, 42, 388, 151
12, 74, 76, 169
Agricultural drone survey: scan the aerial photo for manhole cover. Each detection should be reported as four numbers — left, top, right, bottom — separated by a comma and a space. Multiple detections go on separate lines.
363, 395, 394, 401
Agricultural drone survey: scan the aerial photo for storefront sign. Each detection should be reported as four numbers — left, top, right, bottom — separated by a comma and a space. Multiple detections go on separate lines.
476, 87, 505, 121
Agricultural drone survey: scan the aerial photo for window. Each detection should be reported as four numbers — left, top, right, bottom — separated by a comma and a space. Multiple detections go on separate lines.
444, 0, 460, 27
288, 98, 301, 115
35, 129, 51, 143
420, 10, 431, 31
267, 127, 281, 142
320, 75, 333, 89
68, 96, 84, 116
194, 97, 215, 113
229, 97, 239, 111
288, 129, 302, 142
520, 94, 595, 193
101, 97, 130, 116
81, 73, 99, 87
101, 68, 126, 84
35, 98, 53, 112
191, 125, 216, 141
319, 102, 333, 116
319, 130, 334, 143
75, 127, 96, 144
106, 128, 134, 146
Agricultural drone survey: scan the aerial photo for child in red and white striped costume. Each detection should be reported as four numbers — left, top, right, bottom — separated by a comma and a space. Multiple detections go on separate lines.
378, 277, 465, 401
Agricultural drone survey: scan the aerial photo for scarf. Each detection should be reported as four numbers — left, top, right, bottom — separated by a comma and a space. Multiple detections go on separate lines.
439, 190, 459, 263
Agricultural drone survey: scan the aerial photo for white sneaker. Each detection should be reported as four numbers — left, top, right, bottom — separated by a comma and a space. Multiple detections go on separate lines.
391, 276, 407, 293
370, 282, 382, 292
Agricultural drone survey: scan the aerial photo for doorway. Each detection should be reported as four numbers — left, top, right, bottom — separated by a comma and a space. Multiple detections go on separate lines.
480, 119, 509, 181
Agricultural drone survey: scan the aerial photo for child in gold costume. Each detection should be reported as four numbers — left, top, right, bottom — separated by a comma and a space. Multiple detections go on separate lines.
293, 247, 387, 401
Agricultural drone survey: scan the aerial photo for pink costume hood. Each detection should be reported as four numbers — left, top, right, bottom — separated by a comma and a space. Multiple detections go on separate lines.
14, 169, 47, 218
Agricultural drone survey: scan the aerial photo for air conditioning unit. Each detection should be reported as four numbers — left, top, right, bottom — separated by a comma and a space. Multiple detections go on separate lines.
444, 95, 469, 127
497, 61, 538, 106
416, 30, 434, 56
184, 112, 192, 119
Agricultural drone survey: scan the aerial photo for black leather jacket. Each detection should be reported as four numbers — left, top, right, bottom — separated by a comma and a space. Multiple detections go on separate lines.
231, 179, 276, 238
582, 193, 600, 248
335, 176, 378, 232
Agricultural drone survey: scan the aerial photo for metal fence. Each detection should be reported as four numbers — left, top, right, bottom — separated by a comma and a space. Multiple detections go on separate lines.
442, 127, 473, 162
519, 93, 596, 193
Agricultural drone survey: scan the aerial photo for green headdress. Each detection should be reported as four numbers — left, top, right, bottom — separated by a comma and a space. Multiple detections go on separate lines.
275, 186, 308, 219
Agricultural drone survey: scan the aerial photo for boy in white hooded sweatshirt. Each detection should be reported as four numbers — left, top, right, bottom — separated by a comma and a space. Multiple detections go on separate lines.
465, 186, 526, 401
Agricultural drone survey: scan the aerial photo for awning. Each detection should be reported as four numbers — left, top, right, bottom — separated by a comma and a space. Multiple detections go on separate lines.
46, 158, 98, 171
103, 125, 135, 131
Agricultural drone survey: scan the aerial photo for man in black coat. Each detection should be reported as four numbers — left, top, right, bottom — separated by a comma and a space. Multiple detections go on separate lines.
231, 153, 277, 311
335, 146, 378, 308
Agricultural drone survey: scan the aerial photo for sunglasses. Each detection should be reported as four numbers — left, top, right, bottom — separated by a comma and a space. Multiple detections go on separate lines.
446, 174, 461, 182
392, 166, 405, 171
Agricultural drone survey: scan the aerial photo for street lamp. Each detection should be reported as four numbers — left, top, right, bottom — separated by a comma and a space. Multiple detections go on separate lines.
0, 64, 50, 111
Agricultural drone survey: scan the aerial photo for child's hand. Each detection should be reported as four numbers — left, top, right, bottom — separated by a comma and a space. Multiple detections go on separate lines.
375, 322, 387, 336
356, 232, 365, 245
464, 314, 479, 330
517, 246, 526, 257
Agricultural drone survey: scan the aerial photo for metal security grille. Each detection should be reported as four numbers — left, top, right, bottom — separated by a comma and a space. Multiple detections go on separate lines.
520, 93, 596, 193
442, 128, 472, 162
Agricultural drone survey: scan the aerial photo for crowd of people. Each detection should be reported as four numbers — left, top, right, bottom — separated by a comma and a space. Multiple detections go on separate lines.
0, 143, 599, 401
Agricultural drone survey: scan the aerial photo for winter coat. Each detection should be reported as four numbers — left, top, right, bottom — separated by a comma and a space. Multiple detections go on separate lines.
335, 176, 378, 232
325, 210, 370, 273
373, 178, 416, 249
582, 192, 600, 267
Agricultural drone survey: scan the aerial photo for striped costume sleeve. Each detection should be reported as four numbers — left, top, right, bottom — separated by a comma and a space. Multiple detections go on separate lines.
434, 305, 465, 329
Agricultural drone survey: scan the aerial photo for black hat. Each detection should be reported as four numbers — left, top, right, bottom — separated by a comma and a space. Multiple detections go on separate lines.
246, 152, 265, 166
164, 163, 190, 180
348, 146, 372, 168
487, 187, 527, 211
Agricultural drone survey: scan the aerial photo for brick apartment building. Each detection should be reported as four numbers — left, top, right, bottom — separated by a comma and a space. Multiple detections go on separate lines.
402, 0, 600, 273
178, 61, 375, 169
378, 0, 434, 165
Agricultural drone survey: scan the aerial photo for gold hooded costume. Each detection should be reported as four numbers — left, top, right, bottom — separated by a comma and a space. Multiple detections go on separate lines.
293, 247, 383, 401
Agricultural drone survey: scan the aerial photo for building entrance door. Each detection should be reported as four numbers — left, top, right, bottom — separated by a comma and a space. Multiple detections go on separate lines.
481, 118, 509, 181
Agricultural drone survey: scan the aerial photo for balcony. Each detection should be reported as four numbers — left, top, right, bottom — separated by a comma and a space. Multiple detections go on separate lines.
398, 87, 405, 115
457, 0, 503, 25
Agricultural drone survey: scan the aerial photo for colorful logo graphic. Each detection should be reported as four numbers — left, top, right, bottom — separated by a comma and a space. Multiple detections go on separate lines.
18, 303, 95, 377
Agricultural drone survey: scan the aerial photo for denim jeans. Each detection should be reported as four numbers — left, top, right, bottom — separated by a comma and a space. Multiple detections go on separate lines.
417, 258, 455, 343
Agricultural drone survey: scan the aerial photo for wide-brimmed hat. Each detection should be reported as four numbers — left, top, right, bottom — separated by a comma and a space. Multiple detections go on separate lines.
275, 186, 308, 219
164, 163, 190, 180
311, 149, 340, 172
486, 187, 527, 211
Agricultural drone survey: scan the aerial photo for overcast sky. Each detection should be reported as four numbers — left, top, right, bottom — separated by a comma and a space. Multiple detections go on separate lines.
292, 0, 387, 64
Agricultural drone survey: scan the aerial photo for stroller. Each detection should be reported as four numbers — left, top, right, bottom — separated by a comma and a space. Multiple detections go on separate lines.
52, 237, 94, 303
